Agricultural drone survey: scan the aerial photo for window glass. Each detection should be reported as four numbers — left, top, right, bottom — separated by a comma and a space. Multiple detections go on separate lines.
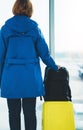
55, 1, 83, 129
31, 0, 49, 44
55, 0, 83, 53
0, 0, 49, 45
0, 0, 14, 27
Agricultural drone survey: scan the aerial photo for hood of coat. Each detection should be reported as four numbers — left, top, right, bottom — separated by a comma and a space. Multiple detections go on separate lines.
2, 15, 38, 33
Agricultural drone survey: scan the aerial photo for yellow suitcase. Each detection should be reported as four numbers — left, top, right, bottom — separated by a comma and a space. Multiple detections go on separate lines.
42, 101, 75, 130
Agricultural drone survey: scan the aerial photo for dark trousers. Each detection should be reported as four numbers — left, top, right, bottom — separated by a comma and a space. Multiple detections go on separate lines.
7, 98, 36, 130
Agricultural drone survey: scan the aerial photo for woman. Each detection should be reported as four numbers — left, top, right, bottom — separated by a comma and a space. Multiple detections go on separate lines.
0, 0, 60, 130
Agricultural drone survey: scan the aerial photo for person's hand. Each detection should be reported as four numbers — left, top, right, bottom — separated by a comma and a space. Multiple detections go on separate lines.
58, 65, 61, 70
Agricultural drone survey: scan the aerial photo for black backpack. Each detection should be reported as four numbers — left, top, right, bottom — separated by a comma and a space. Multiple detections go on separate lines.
44, 66, 72, 101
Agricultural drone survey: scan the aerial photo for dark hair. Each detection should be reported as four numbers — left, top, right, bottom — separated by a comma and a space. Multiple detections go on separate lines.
12, 0, 33, 17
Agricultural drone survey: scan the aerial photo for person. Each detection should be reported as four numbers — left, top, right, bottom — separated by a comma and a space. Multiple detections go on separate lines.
0, 0, 60, 130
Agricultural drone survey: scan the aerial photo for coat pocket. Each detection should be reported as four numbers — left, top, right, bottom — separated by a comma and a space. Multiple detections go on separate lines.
6, 59, 26, 65
5, 58, 39, 65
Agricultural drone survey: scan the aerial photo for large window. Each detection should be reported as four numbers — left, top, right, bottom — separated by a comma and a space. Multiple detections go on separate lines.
55, 0, 83, 99
55, 1, 83, 129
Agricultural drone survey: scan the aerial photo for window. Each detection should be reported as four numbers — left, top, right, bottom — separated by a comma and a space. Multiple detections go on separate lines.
0, 0, 14, 27
55, 0, 83, 53
0, 0, 49, 45
31, 0, 49, 45
55, 1, 83, 129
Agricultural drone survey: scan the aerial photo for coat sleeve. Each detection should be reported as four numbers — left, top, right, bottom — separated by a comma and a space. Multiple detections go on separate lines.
0, 30, 6, 86
36, 28, 58, 71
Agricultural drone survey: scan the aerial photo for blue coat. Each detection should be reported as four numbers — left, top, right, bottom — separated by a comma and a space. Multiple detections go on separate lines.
0, 15, 58, 98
